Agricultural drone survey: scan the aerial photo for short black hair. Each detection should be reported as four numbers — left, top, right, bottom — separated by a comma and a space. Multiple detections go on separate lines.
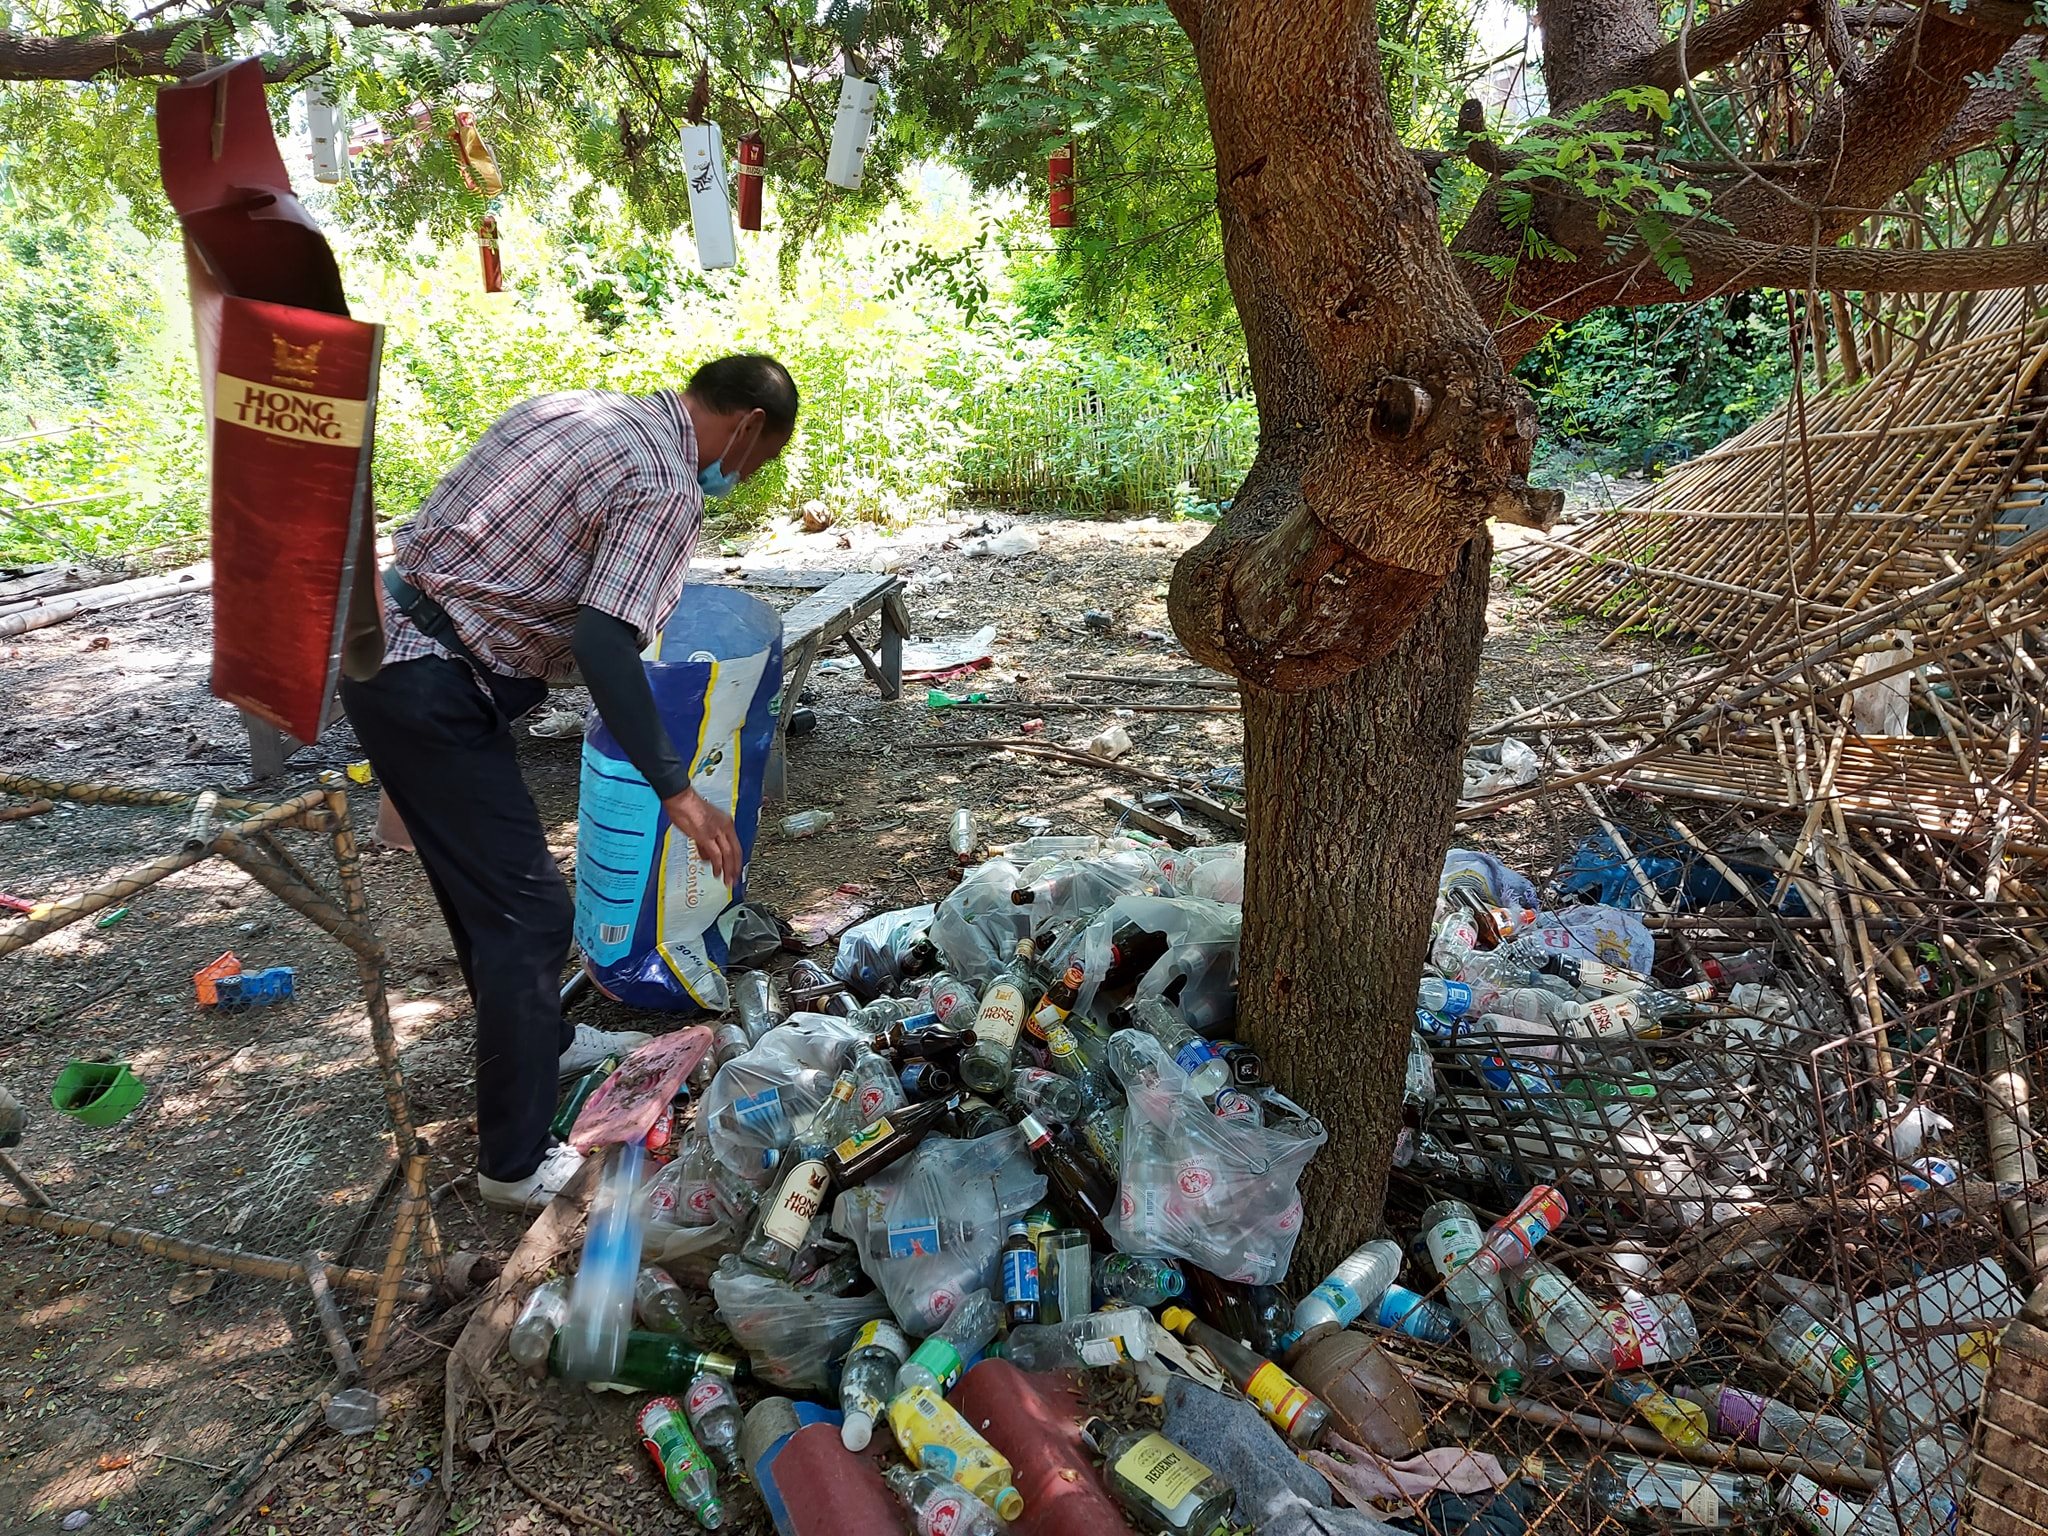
685, 353, 799, 434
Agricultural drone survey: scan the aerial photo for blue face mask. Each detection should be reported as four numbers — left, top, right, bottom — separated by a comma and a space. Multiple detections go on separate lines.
697, 459, 741, 499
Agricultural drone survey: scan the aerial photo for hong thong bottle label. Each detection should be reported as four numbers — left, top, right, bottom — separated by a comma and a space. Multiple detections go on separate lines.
973, 985, 1024, 1050
761, 1160, 828, 1248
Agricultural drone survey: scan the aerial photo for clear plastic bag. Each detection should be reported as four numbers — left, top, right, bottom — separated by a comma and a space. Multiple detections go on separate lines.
1052, 895, 1242, 1032
699, 1016, 866, 1178
931, 858, 1029, 987
708, 1253, 892, 1389
1107, 1030, 1326, 1285
833, 1131, 1046, 1334
832, 904, 937, 999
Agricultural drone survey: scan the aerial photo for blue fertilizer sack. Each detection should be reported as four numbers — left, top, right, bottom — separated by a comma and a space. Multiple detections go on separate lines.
573, 586, 782, 1011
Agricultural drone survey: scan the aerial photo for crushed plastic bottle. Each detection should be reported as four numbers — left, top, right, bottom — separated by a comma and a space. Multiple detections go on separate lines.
635, 1265, 695, 1334
683, 1372, 745, 1477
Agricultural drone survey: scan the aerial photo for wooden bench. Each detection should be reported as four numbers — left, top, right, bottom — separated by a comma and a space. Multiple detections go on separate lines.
247, 564, 912, 796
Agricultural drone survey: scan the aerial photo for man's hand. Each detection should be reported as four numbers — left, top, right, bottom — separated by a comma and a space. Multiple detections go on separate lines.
663, 787, 744, 888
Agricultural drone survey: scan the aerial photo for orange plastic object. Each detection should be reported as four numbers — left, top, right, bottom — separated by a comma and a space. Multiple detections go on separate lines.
194, 952, 242, 1007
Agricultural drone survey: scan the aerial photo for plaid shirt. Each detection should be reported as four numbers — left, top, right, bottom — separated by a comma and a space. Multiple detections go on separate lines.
384, 391, 703, 682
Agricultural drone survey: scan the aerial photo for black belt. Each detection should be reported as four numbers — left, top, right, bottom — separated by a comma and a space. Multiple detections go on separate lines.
382, 567, 545, 720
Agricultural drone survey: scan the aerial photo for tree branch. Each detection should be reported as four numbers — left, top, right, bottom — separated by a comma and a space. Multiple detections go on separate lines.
1929, 39, 2046, 160
1617, 0, 1804, 96
0, 2, 508, 82
1687, 230, 2048, 293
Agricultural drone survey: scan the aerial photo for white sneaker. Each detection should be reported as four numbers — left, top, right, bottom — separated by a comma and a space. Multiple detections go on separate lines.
477, 1143, 585, 1212
559, 1022, 652, 1078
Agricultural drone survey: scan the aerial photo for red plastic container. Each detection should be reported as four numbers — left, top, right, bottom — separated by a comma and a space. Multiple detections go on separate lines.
953, 1358, 1137, 1536
761, 1421, 899, 1536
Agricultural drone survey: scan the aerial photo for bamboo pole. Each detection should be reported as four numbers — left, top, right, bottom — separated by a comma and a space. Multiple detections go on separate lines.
0, 1199, 431, 1301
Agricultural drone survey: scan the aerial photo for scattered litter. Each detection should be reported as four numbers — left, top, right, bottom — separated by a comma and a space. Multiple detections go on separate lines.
801, 499, 836, 532
782, 809, 836, 839
901, 626, 996, 680
960, 530, 1041, 558
1082, 724, 1132, 760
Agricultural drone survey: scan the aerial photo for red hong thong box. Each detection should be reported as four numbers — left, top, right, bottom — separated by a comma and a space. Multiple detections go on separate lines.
207, 296, 383, 744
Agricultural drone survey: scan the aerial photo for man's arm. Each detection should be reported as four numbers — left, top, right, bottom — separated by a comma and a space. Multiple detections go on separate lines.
573, 606, 688, 796
572, 606, 743, 885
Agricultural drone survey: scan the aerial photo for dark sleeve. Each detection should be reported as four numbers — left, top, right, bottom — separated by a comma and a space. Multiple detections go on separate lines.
573, 605, 691, 799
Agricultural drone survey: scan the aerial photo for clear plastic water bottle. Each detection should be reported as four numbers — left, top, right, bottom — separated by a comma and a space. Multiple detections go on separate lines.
556, 1139, 648, 1381
683, 1372, 745, 1477
1125, 998, 1230, 1097
635, 1265, 696, 1333
1766, 1303, 1919, 1449
1417, 975, 1484, 1017
1679, 1384, 1868, 1466
1093, 1253, 1185, 1308
1512, 1260, 1611, 1371
731, 969, 783, 1042
1291, 1238, 1403, 1340
1375, 1283, 1456, 1343
1006, 1309, 1155, 1371
505, 1277, 570, 1372
885, 1464, 1001, 1536
897, 1289, 1001, 1396
1605, 1243, 1699, 1367
838, 1319, 910, 1451
1420, 1198, 1526, 1381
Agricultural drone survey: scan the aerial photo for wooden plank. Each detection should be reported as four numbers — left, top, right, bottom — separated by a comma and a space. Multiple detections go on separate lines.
1102, 793, 1200, 848
779, 572, 899, 646
879, 590, 909, 702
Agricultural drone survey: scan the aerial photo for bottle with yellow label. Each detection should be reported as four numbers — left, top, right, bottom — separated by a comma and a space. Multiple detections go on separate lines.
1080, 1416, 1232, 1536
888, 1383, 1025, 1522
1159, 1306, 1330, 1447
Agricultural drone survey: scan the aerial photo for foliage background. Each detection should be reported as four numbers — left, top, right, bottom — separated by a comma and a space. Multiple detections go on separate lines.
0, 0, 1838, 567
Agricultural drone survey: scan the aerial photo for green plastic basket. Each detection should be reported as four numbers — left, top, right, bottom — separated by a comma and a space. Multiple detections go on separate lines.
51, 1060, 145, 1126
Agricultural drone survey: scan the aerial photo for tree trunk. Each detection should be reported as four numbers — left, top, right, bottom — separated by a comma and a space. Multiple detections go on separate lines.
1238, 529, 1493, 1279
1163, 0, 1540, 1282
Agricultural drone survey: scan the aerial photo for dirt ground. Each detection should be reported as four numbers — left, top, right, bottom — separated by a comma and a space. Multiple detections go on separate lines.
0, 508, 1668, 1534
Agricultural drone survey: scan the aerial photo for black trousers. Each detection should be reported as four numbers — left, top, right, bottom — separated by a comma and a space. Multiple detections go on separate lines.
342, 656, 568, 1182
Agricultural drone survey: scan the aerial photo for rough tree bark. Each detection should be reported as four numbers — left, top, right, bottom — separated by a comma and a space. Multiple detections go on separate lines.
1162, 0, 1544, 1279
1162, 0, 2046, 1282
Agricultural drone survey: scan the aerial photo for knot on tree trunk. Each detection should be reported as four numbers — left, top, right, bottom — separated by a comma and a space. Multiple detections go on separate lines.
1167, 342, 1553, 691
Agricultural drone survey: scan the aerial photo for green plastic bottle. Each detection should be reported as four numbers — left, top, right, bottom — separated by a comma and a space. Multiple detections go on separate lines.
637, 1395, 724, 1529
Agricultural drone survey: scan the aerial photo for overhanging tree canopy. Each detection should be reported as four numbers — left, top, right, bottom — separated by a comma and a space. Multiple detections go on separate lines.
6, 0, 2048, 1270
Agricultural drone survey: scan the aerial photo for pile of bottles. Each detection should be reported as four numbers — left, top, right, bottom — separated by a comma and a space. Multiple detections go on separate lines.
500, 826, 1999, 1536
